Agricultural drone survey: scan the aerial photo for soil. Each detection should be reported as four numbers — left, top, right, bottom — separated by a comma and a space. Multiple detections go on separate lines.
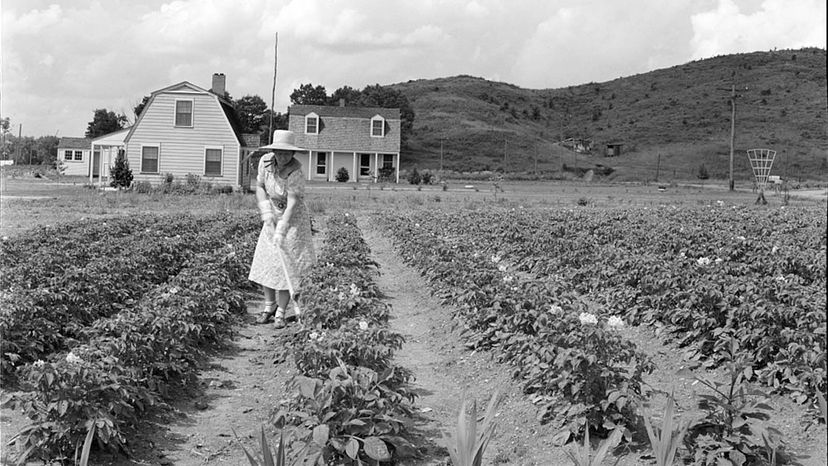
1, 211, 825, 465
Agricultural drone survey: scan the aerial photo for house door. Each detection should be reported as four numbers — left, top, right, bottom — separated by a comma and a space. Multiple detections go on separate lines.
92, 150, 101, 177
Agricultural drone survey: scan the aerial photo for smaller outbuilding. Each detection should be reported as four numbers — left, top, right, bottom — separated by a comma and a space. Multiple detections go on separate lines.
57, 137, 92, 175
605, 143, 624, 157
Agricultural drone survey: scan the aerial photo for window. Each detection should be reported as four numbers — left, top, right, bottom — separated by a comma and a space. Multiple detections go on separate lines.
315, 152, 326, 175
141, 145, 159, 173
175, 100, 193, 127
205, 148, 222, 176
359, 153, 371, 176
382, 154, 394, 169
371, 116, 385, 137
305, 114, 319, 134
64, 150, 72, 161
74, 150, 83, 161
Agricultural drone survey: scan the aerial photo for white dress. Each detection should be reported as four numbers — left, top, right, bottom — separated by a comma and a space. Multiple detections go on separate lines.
248, 154, 316, 291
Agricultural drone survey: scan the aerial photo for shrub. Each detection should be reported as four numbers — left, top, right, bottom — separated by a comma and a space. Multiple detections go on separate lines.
406, 168, 421, 185
108, 153, 133, 188
185, 173, 201, 188
377, 167, 395, 183
420, 171, 433, 185
697, 163, 709, 180
335, 167, 349, 183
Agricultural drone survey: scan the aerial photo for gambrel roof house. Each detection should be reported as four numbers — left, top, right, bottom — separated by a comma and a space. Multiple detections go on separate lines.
56, 137, 92, 176
124, 73, 256, 187
287, 104, 401, 183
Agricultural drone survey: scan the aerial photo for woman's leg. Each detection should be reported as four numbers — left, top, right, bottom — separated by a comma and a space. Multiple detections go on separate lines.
273, 289, 290, 328
256, 285, 278, 324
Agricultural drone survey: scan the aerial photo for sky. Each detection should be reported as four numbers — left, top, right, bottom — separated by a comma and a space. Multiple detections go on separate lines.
1, 0, 825, 137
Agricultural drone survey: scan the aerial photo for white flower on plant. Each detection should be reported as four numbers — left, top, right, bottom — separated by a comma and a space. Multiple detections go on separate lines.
319, 332, 327, 341
498, 264, 508, 272
549, 304, 563, 315
349, 283, 360, 297
715, 257, 723, 263
472, 252, 480, 259
696, 257, 711, 266
337, 292, 346, 301
169, 287, 179, 294
735, 236, 746, 241
607, 316, 625, 328
771, 245, 779, 254
344, 213, 350, 217
775, 275, 787, 282
414, 223, 420, 228
716, 200, 724, 206
65, 352, 83, 365
33, 360, 45, 368
359, 320, 369, 331
309, 331, 319, 341
679, 252, 686, 259
491, 254, 501, 263
578, 312, 598, 325
503, 275, 514, 283
1, 236, 7, 242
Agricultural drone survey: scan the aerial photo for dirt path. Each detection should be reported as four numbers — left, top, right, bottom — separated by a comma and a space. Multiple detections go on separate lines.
126, 300, 298, 465
360, 215, 568, 465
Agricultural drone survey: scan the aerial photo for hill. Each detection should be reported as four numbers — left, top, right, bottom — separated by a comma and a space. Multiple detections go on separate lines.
390, 48, 827, 182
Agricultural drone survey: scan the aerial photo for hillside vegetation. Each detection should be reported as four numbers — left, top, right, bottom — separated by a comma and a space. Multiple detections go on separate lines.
391, 48, 827, 182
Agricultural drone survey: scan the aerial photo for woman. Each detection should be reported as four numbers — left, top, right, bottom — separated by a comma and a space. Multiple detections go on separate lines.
248, 130, 316, 328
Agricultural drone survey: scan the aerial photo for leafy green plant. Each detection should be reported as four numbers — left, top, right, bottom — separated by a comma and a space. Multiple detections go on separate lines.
445, 391, 501, 466
336, 167, 350, 182
564, 427, 622, 466
816, 390, 827, 424
641, 391, 688, 466
685, 336, 784, 465
109, 151, 133, 188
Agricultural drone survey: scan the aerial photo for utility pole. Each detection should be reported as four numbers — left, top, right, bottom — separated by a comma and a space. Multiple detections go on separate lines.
503, 138, 507, 167
728, 84, 736, 191
718, 83, 746, 191
268, 32, 278, 143
439, 138, 444, 174
655, 153, 661, 182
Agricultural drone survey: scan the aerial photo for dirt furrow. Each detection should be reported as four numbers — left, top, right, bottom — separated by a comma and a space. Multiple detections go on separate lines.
360, 215, 567, 465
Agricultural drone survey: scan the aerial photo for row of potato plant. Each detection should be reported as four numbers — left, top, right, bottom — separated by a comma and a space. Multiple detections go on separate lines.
0, 214, 253, 379
272, 213, 419, 464
2, 214, 260, 463
374, 211, 654, 443
397, 205, 826, 404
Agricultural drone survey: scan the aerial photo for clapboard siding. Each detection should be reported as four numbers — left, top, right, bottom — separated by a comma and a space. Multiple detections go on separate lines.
127, 90, 240, 185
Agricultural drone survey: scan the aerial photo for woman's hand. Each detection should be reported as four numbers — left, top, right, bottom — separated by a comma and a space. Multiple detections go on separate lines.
274, 219, 287, 246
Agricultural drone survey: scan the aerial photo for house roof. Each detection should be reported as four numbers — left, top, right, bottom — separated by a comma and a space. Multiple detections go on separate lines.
91, 127, 130, 146
124, 80, 245, 146
58, 137, 91, 149
289, 105, 400, 120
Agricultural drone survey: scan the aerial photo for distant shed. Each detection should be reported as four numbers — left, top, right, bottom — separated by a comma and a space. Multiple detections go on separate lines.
605, 143, 624, 157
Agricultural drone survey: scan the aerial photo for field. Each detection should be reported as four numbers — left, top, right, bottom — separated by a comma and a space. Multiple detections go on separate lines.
1, 173, 826, 465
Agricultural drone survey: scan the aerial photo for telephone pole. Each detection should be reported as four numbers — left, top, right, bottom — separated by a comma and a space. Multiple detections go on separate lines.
655, 153, 661, 182
718, 83, 745, 191
439, 138, 444, 174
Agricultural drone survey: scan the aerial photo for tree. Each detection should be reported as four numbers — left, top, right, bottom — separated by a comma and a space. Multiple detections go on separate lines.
109, 150, 133, 188
86, 109, 127, 139
359, 84, 415, 147
134, 96, 151, 120
234, 95, 270, 134
328, 85, 362, 106
290, 83, 328, 105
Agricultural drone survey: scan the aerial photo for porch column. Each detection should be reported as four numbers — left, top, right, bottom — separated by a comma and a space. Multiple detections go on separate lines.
89, 143, 95, 185
374, 153, 379, 182
307, 151, 312, 181
396, 153, 400, 183
352, 152, 357, 182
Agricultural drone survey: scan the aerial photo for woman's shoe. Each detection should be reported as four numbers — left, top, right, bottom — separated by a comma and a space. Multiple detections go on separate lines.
255, 303, 276, 324
273, 316, 286, 329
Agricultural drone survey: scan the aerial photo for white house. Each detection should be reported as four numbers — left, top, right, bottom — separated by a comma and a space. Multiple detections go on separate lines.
123, 73, 255, 187
56, 137, 92, 176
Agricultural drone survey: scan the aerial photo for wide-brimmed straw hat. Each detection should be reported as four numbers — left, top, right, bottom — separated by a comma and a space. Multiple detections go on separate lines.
260, 130, 303, 151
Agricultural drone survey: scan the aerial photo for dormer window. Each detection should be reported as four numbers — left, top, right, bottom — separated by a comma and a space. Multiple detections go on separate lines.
175, 99, 193, 127
305, 113, 319, 134
371, 115, 385, 137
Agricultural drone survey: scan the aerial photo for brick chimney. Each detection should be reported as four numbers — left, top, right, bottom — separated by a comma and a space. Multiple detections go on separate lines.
211, 73, 226, 96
